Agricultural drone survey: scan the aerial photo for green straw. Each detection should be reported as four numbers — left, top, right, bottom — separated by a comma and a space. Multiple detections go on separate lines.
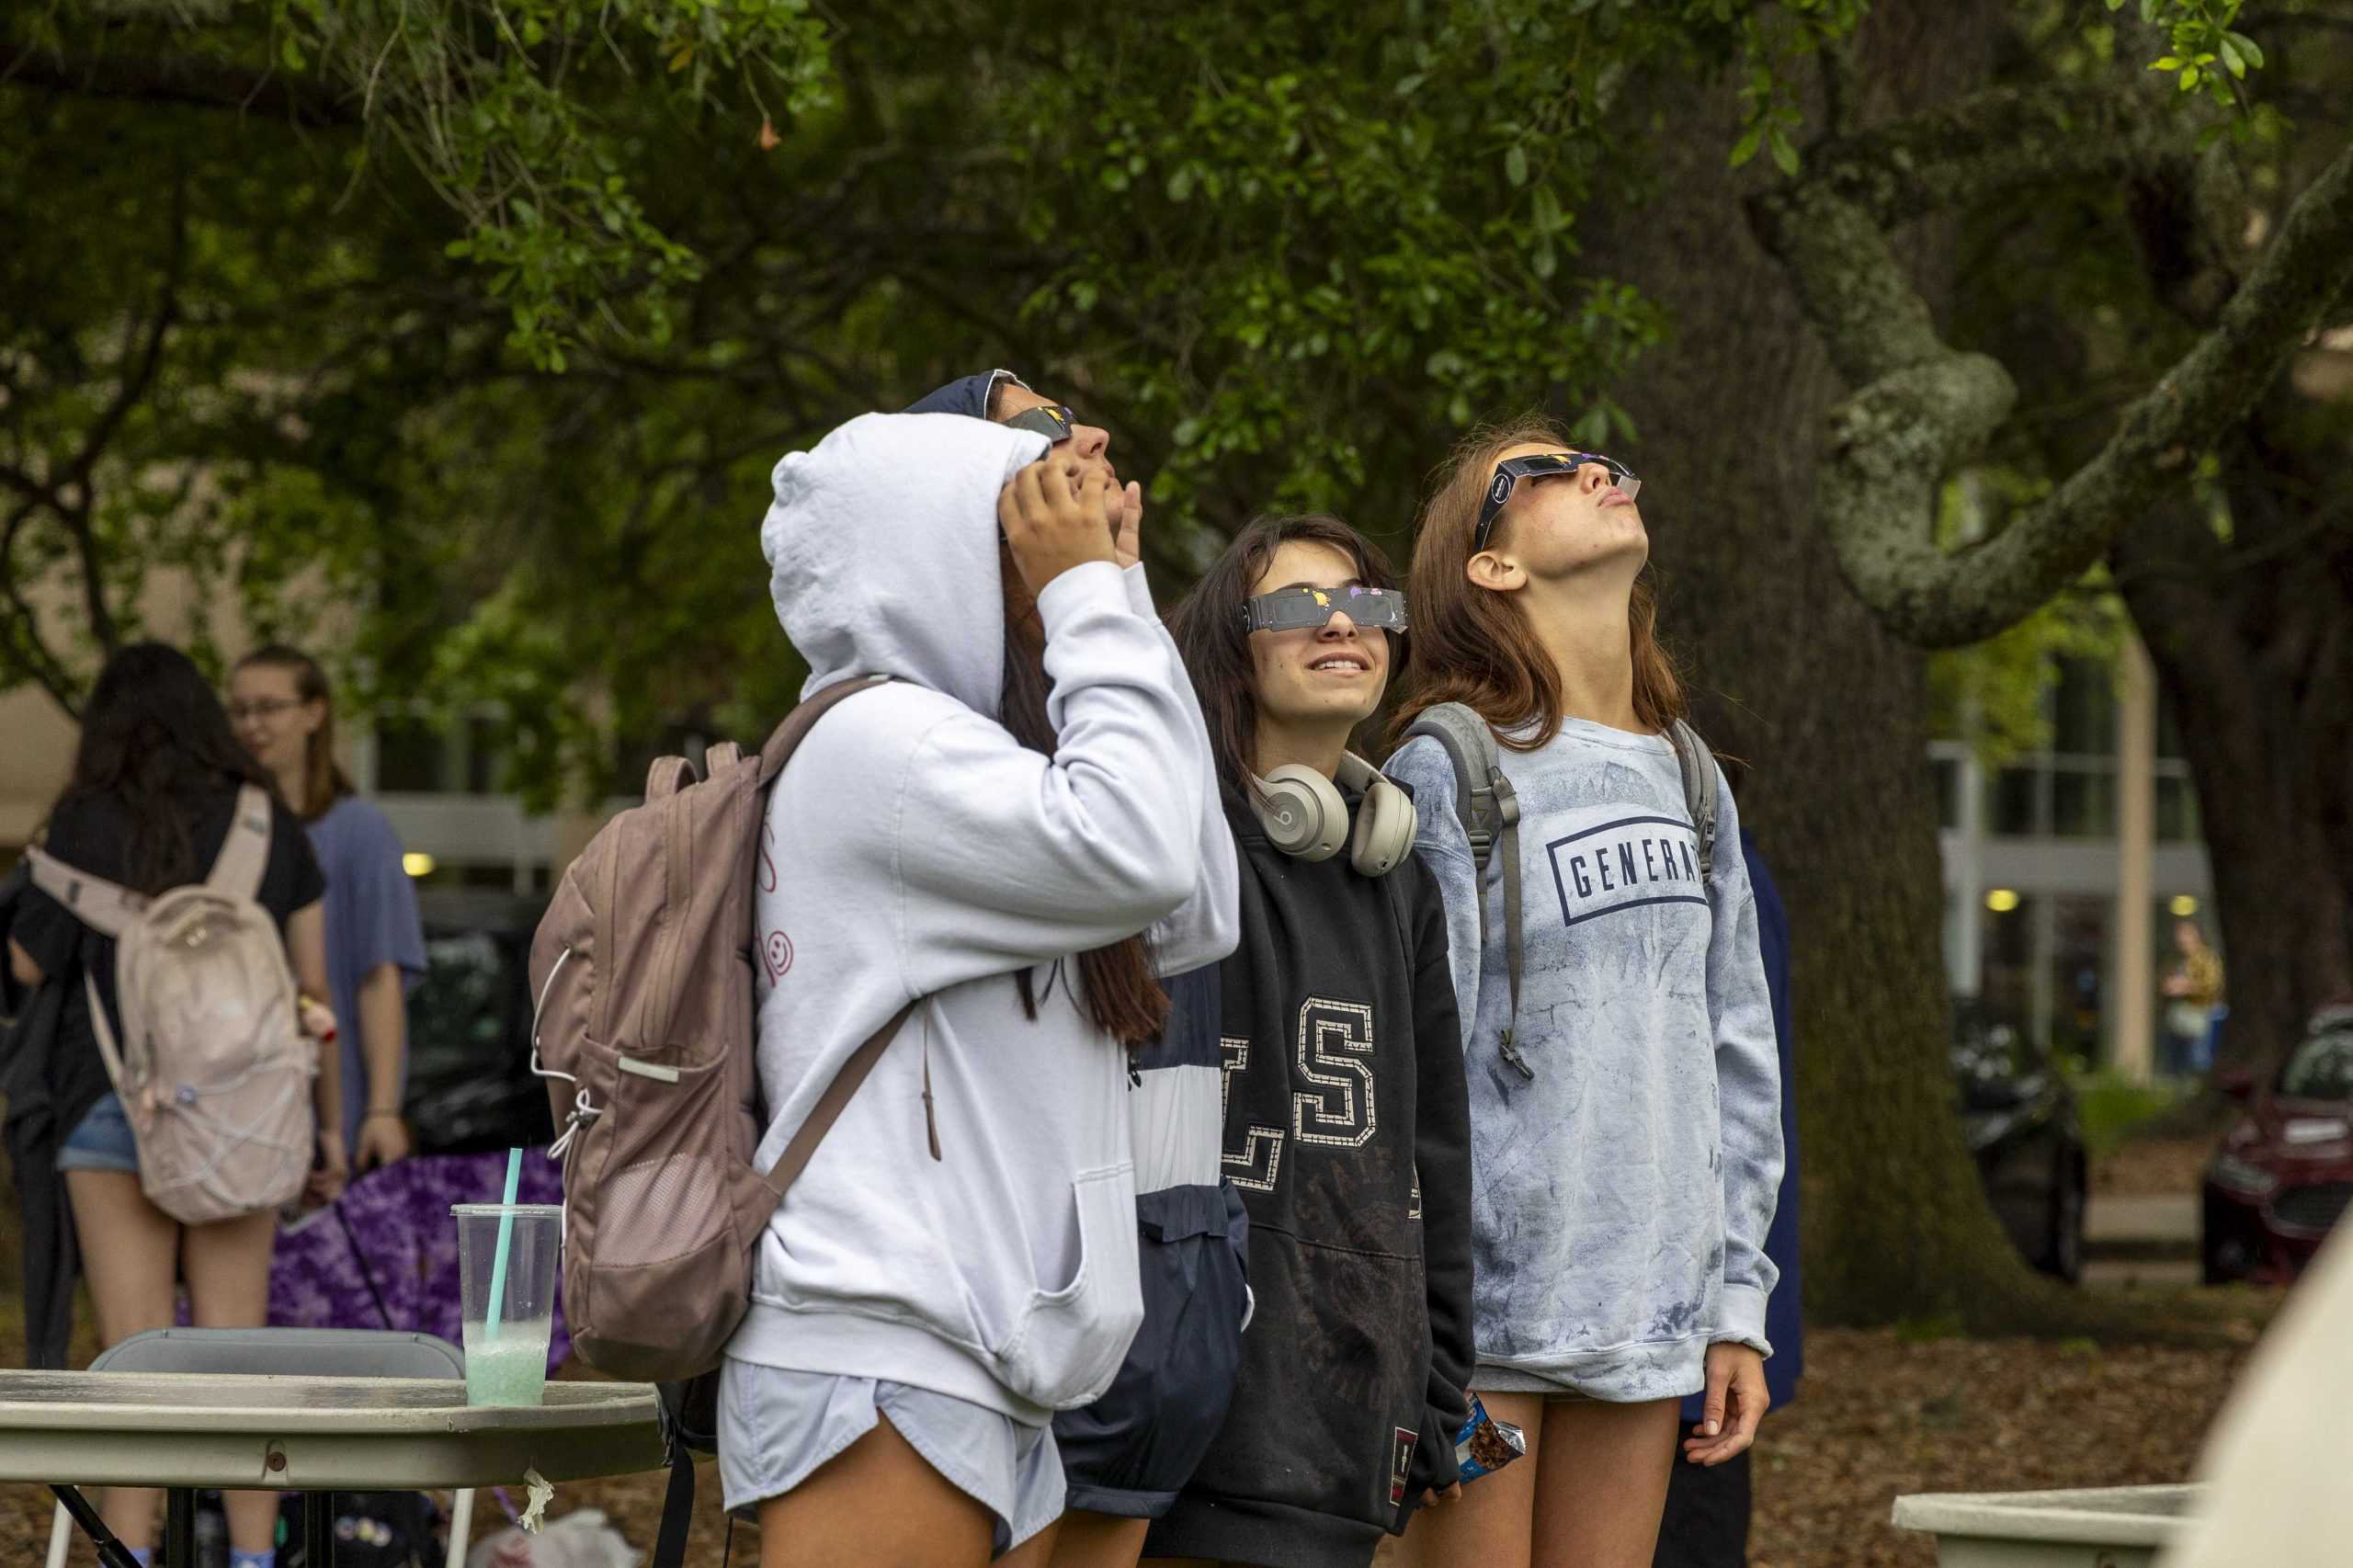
483, 1147, 524, 1342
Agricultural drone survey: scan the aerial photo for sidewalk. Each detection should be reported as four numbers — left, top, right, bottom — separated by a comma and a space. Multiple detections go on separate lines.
2084, 1191, 2200, 1290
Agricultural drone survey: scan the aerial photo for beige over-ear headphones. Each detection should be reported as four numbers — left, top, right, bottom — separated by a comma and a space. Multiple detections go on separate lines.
1250, 752, 1417, 877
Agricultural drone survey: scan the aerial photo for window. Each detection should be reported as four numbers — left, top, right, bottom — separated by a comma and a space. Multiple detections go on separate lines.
2051, 657, 2117, 757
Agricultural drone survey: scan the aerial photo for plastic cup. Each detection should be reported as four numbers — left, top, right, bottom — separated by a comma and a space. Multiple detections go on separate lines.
453, 1202, 563, 1406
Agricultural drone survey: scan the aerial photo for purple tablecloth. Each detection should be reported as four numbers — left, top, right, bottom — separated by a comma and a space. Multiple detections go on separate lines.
264, 1152, 571, 1369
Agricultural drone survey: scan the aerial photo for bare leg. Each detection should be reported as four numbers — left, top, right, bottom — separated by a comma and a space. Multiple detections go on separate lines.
1529, 1398, 1679, 1568
1386, 1392, 1545, 1568
1048, 1512, 1151, 1568
65, 1170, 180, 1552
756, 1414, 995, 1568
184, 1207, 283, 1555
999, 1515, 1063, 1568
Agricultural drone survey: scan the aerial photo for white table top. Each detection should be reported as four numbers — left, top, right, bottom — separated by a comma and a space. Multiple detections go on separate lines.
0, 1372, 666, 1491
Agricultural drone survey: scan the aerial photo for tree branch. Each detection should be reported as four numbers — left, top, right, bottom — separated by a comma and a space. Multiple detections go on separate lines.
1750, 85, 2353, 648
0, 41, 360, 127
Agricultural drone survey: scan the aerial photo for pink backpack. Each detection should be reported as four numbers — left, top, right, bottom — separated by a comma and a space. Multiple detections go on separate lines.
527, 675, 920, 1385
27, 785, 315, 1225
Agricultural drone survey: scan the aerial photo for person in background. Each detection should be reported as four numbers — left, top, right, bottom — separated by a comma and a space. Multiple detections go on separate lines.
8, 642, 338, 1568
1653, 763, 1800, 1568
229, 645, 427, 1167
2159, 918, 2224, 1079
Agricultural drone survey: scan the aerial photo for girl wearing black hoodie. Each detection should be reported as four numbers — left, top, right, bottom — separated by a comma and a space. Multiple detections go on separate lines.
1145, 516, 1476, 1568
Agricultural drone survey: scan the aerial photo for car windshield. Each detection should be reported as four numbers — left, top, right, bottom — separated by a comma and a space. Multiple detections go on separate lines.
2277, 1026, 2353, 1101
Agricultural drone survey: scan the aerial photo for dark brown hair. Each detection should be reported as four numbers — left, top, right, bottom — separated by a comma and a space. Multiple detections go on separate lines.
1390, 415, 1685, 750
233, 643, 356, 821
55, 643, 280, 894
996, 542, 1169, 1047
1167, 515, 1404, 814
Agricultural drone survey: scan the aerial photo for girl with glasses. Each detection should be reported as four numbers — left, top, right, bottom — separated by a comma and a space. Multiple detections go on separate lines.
1139, 515, 1477, 1568
227, 646, 427, 1173
1381, 421, 1782, 1568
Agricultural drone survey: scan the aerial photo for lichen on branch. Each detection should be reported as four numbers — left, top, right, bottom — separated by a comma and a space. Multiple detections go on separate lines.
1749, 82, 2353, 649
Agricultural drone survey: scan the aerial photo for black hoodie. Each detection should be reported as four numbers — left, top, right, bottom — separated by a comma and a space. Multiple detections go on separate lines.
1144, 801, 1475, 1568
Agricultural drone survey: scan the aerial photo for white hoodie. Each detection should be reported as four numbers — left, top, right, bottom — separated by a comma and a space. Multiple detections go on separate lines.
732, 412, 1239, 1425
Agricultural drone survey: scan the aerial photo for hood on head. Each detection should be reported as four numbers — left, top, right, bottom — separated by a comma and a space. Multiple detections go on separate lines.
761, 412, 1051, 716
904, 369, 1029, 420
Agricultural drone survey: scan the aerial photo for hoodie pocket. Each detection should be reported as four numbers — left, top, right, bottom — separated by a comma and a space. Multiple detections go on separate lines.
995, 1165, 1144, 1411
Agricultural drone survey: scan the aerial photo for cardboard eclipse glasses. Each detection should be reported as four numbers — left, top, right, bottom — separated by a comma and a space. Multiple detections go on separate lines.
1240, 583, 1409, 636
1473, 451, 1642, 551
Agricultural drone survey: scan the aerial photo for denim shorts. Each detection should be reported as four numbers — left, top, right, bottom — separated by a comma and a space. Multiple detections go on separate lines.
56, 1092, 139, 1175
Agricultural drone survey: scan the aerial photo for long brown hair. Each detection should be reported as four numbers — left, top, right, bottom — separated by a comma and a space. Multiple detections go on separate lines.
997, 543, 1169, 1047
1166, 514, 1404, 814
1390, 415, 1685, 751
233, 643, 356, 821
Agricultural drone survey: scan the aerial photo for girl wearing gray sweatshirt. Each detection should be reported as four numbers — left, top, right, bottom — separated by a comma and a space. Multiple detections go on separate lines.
1382, 419, 1782, 1568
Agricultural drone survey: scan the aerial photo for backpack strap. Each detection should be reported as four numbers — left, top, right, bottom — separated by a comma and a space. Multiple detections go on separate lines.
203, 785, 274, 902
756, 673, 894, 780
747, 672, 934, 1205
1401, 704, 1530, 1081
1665, 721, 1720, 881
21, 846, 142, 940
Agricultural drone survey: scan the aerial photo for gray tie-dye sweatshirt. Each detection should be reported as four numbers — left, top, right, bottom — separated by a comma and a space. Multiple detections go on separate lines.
1385, 719, 1781, 1402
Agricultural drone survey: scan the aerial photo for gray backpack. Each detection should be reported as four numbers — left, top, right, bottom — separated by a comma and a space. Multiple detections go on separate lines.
1398, 704, 1719, 1080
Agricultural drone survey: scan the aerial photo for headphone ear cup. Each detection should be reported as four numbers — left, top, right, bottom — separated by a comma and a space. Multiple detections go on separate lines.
1254, 767, 1347, 860
1349, 774, 1419, 877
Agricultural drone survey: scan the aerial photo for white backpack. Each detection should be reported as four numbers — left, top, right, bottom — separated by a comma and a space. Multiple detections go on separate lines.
27, 785, 316, 1224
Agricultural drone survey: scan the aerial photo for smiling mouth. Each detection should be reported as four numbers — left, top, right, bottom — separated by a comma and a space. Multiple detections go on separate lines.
1308, 654, 1370, 674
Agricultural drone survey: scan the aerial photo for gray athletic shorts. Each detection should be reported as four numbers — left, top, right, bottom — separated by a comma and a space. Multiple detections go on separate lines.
718, 1358, 1065, 1556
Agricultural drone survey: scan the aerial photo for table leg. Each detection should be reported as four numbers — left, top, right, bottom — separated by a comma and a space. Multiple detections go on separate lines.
47, 1485, 144, 1568
305, 1490, 335, 1567
166, 1488, 196, 1566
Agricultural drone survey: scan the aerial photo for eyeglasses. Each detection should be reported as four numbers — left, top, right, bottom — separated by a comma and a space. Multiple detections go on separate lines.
1473, 451, 1642, 552
1003, 403, 1079, 444
225, 698, 303, 722
1239, 584, 1409, 636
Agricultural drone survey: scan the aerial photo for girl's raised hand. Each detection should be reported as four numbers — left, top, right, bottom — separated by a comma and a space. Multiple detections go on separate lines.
999, 459, 1119, 596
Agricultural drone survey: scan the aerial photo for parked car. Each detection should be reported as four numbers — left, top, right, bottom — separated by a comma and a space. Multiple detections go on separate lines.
402, 890, 554, 1156
2201, 1000, 2353, 1286
1953, 1003, 2087, 1283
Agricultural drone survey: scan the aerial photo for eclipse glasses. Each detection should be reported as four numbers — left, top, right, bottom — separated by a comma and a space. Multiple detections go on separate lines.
1240, 583, 1410, 636
1473, 451, 1642, 552
1004, 403, 1079, 444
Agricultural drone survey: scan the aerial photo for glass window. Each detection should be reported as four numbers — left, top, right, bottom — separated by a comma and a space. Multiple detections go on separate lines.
1932, 756, 1961, 830
1989, 767, 2041, 836
376, 716, 449, 792
2051, 767, 2117, 837
2156, 773, 2200, 842
465, 715, 505, 795
2278, 1026, 2353, 1100
1979, 893, 2037, 1029
2051, 657, 2116, 756
2050, 894, 2112, 1062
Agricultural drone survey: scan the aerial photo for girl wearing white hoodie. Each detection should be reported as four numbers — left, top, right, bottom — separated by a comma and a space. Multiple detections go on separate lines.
726, 411, 1238, 1567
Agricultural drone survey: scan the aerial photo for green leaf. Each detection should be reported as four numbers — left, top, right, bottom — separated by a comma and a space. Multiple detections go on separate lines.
2226, 31, 2265, 69
2178, 66, 2199, 91
1768, 127, 1800, 176
1167, 166, 1195, 201
2150, 55, 2182, 71
1505, 144, 1529, 187
1729, 124, 1764, 167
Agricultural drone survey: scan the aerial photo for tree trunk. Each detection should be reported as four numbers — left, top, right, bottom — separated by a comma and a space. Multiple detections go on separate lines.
2113, 392, 2353, 1069
1583, 0, 2075, 1327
